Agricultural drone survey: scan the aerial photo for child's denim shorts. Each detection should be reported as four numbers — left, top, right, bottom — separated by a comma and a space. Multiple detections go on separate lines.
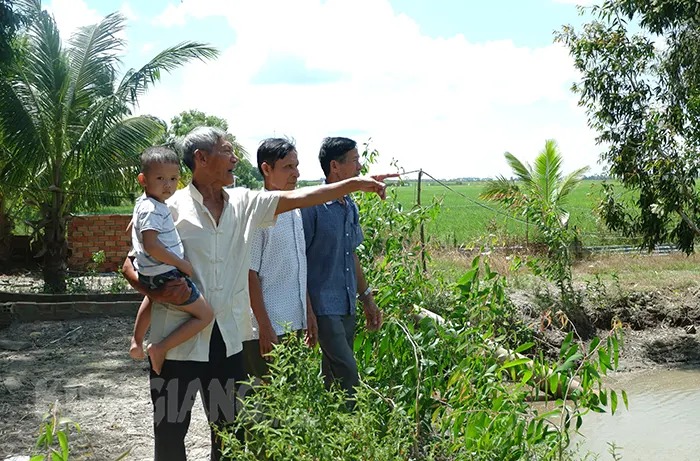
138, 269, 201, 306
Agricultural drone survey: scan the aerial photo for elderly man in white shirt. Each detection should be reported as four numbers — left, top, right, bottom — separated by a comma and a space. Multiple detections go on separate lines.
243, 138, 317, 380
122, 127, 389, 461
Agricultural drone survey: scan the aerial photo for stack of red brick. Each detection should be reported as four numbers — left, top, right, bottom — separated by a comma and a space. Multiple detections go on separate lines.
67, 214, 131, 271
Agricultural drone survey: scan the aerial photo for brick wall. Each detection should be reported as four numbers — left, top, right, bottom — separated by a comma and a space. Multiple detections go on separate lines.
67, 214, 131, 271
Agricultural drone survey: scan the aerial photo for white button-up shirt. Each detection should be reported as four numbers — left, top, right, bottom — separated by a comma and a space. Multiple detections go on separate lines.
148, 183, 280, 361
246, 208, 307, 339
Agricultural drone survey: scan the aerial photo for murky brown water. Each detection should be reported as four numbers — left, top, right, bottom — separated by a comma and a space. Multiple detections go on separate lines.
575, 368, 700, 460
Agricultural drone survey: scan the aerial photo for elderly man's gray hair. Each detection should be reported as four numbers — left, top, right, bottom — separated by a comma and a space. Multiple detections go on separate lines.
182, 126, 228, 172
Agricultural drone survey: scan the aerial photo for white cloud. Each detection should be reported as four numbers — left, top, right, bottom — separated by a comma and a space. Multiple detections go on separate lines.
152, 0, 230, 27
45, 0, 102, 39
137, 0, 601, 179
120, 2, 139, 22
46, 0, 129, 50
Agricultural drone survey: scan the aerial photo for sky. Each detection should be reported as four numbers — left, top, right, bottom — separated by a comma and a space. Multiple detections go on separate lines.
44, 0, 600, 180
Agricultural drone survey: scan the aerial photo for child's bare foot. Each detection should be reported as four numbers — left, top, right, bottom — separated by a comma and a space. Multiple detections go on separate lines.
129, 336, 145, 360
147, 342, 166, 375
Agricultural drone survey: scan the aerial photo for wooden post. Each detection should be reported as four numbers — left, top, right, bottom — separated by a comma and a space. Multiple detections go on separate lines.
417, 169, 427, 273
526, 216, 529, 250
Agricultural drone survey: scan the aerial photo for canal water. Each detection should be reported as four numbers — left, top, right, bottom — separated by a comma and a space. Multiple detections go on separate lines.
575, 367, 700, 460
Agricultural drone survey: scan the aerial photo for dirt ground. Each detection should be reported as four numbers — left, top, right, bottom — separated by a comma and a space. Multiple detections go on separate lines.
0, 317, 211, 460
1, 269, 700, 460
510, 281, 700, 371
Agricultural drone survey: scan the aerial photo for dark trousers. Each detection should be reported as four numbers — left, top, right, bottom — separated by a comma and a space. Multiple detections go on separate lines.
316, 314, 358, 397
242, 335, 284, 383
149, 322, 244, 461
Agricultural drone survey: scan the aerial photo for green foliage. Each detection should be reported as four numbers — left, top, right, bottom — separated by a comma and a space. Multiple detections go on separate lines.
0, 1, 218, 291
32, 401, 130, 460
169, 109, 229, 138
166, 109, 262, 189
557, 0, 700, 253
221, 335, 415, 460
65, 250, 103, 293
480, 140, 589, 302
355, 148, 442, 311
31, 402, 80, 461
0, 0, 31, 68
480, 140, 589, 227
217, 146, 626, 460
64, 249, 127, 293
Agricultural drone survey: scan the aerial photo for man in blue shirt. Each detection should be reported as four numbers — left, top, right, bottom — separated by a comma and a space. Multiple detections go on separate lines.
301, 137, 383, 400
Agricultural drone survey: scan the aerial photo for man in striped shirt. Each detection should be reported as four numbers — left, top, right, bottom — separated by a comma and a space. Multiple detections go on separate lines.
243, 138, 318, 380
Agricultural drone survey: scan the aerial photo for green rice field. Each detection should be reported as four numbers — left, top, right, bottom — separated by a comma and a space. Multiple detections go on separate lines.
387, 179, 635, 248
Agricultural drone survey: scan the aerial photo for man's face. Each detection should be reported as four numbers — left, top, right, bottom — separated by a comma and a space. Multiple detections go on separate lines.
264, 150, 299, 191
333, 148, 362, 181
198, 138, 238, 186
139, 163, 180, 202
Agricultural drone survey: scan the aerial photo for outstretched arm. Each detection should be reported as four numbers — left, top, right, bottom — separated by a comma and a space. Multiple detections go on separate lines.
275, 175, 395, 215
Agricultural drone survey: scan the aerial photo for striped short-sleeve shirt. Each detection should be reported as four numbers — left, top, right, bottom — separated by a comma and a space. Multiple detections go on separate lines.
132, 194, 184, 276
246, 208, 307, 339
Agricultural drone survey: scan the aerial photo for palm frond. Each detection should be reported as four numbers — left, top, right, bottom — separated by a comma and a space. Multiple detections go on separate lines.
4, 6, 67, 146
0, 77, 50, 188
66, 12, 125, 118
480, 176, 519, 200
24, 8, 68, 111
484, 140, 590, 227
480, 175, 525, 212
557, 165, 590, 203
116, 42, 219, 106
504, 151, 532, 183
532, 139, 563, 206
66, 116, 165, 209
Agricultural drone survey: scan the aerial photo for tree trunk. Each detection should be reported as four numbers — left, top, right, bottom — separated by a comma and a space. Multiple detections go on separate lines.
42, 191, 67, 293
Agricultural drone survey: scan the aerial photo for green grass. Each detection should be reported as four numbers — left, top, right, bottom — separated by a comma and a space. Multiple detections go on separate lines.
389, 179, 634, 248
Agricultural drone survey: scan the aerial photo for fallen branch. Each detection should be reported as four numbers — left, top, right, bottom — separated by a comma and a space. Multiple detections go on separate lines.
49, 326, 82, 345
411, 305, 583, 400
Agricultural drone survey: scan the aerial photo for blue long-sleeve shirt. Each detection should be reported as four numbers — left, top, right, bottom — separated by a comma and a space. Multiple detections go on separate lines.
301, 195, 363, 316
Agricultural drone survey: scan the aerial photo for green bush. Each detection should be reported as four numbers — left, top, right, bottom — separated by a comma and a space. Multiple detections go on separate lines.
218, 147, 625, 460
219, 335, 415, 460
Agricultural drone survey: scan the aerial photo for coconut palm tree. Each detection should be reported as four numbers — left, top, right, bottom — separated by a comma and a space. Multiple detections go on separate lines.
481, 139, 590, 300
481, 139, 589, 231
0, 0, 218, 292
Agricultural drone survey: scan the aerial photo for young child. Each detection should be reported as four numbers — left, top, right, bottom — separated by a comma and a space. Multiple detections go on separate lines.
129, 146, 214, 375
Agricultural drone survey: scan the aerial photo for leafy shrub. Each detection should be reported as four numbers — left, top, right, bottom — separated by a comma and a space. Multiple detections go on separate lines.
219, 335, 415, 460
219, 146, 625, 460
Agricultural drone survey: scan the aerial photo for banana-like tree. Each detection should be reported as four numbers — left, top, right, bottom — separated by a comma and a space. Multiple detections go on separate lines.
0, 0, 218, 292
481, 139, 589, 299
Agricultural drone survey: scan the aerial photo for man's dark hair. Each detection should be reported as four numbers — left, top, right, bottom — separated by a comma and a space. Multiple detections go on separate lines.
256, 138, 296, 176
140, 146, 180, 174
181, 126, 227, 172
319, 137, 357, 177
